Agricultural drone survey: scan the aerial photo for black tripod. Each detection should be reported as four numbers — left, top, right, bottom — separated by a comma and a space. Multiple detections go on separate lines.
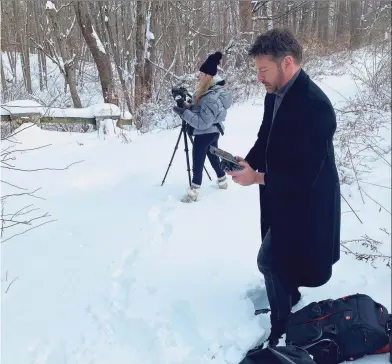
161, 119, 212, 186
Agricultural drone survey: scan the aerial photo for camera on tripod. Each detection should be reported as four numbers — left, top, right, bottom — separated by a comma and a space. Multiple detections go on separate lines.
171, 86, 191, 108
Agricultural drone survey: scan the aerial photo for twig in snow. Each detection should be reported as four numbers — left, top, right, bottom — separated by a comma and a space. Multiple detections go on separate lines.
0, 180, 28, 190
348, 145, 365, 204
1, 219, 57, 244
1, 160, 84, 172
340, 193, 363, 224
360, 181, 391, 189
341, 235, 391, 268
5, 276, 19, 294
361, 188, 391, 215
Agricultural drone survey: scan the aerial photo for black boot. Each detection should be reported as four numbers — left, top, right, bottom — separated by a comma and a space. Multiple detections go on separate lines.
267, 317, 287, 347
267, 334, 280, 347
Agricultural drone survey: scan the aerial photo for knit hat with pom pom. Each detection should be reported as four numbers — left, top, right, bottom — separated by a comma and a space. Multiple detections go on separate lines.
199, 51, 223, 76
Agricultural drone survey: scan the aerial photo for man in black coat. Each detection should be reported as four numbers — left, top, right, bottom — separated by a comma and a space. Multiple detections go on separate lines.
227, 29, 341, 345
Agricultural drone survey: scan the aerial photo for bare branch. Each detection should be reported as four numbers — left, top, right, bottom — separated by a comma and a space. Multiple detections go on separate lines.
2, 213, 51, 231
1, 161, 15, 168
1, 219, 57, 244
360, 181, 391, 189
341, 235, 391, 268
57, 1, 75, 14
10, 204, 36, 219
1, 144, 52, 157
1, 160, 84, 172
340, 193, 363, 224
0, 180, 28, 191
347, 146, 365, 204
361, 188, 392, 215
5, 276, 19, 294
148, 58, 184, 82
1, 187, 45, 201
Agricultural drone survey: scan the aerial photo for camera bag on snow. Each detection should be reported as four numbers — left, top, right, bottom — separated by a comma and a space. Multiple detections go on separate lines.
238, 344, 316, 364
285, 293, 391, 363
387, 314, 392, 363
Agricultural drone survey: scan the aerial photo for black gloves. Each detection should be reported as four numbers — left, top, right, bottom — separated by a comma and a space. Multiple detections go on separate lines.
173, 106, 185, 116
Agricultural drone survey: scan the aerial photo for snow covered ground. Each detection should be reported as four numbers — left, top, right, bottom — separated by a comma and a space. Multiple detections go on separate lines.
1, 72, 391, 363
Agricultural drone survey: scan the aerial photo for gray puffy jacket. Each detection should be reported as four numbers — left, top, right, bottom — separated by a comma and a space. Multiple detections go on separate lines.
181, 84, 232, 135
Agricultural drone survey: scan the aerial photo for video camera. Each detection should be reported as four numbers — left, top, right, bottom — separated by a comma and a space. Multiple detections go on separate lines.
209, 146, 244, 172
171, 86, 192, 108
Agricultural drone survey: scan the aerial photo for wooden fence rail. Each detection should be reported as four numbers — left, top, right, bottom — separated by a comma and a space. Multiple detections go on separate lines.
1, 100, 133, 137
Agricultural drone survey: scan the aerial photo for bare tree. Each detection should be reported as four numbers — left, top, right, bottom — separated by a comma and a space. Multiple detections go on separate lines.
103, 5, 133, 116
0, 0, 390, 132
349, 0, 362, 49
135, 0, 147, 108
45, 1, 82, 108
74, 1, 118, 105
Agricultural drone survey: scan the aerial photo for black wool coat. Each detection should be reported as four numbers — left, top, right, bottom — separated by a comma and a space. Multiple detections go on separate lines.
245, 69, 341, 288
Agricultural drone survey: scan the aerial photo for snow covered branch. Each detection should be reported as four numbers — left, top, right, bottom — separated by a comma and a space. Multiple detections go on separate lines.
341, 235, 391, 268
147, 59, 184, 82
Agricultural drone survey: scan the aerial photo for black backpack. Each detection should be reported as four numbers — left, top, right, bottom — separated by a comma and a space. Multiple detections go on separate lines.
238, 344, 316, 364
387, 314, 392, 363
285, 293, 390, 363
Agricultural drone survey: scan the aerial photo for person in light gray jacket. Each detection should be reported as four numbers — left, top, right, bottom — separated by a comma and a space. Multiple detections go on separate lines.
173, 51, 233, 202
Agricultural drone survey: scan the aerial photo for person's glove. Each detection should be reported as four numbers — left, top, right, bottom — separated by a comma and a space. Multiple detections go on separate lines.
173, 106, 185, 116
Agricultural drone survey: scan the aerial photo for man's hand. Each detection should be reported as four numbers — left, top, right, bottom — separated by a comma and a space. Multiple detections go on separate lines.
227, 157, 264, 186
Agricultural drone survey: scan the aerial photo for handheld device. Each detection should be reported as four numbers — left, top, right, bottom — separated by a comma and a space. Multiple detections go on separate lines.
209, 146, 244, 172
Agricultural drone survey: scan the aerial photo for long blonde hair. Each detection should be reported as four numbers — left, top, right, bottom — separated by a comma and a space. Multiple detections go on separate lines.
194, 75, 215, 104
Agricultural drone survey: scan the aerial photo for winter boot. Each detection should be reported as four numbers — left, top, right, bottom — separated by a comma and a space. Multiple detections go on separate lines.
267, 317, 287, 347
217, 175, 228, 189
181, 183, 200, 203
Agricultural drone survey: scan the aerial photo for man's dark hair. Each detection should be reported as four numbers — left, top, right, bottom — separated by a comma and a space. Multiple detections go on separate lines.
248, 28, 303, 64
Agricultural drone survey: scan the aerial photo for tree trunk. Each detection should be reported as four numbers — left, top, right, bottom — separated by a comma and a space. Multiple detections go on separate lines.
336, 0, 348, 42
23, 2, 32, 94
240, 0, 253, 41
74, 2, 118, 105
299, 1, 311, 39
104, 7, 133, 115
1, 56, 7, 98
135, 0, 147, 107
349, 0, 361, 49
144, 1, 155, 102
317, 1, 329, 43
265, 1, 274, 30
45, 5, 82, 108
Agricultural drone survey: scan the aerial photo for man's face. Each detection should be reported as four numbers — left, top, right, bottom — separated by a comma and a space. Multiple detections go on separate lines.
255, 55, 286, 93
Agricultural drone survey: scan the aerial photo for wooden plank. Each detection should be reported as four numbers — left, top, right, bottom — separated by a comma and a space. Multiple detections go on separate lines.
1, 115, 11, 122
41, 116, 132, 125
40, 116, 96, 124
2, 114, 132, 126
9, 113, 42, 120
118, 119, 133, 126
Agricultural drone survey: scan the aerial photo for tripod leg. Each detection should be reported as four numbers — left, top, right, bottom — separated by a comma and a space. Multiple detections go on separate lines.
161, 127, 183, 186
188, 134, 212, 181
183, 125, 192, 187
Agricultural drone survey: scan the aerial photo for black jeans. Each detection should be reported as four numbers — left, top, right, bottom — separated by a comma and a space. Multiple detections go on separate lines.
192, 132, 225, 186
257, 228, 299, 334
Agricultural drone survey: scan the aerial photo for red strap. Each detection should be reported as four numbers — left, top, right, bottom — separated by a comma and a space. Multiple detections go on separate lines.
372, 343, 390, 354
